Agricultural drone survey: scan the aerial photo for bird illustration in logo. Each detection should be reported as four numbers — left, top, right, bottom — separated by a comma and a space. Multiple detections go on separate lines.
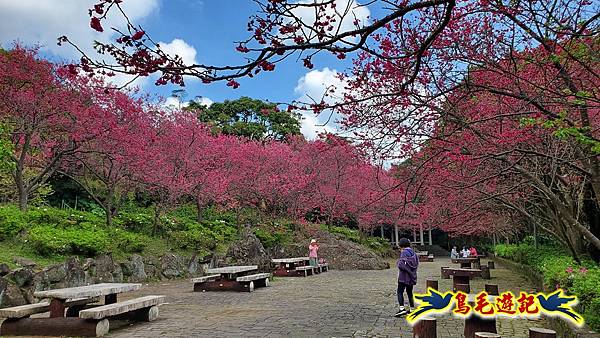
536, 289, 583, 324
407, 288, 454, 322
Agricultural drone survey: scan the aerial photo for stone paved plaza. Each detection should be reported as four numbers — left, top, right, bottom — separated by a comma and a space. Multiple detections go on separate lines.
111, 257, 551, 337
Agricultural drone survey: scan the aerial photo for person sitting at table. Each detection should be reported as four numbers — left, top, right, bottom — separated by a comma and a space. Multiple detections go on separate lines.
308, 239, 319, 267
461, 246, 470, 258
450, 246, 459, 259
469, 246, 478, 257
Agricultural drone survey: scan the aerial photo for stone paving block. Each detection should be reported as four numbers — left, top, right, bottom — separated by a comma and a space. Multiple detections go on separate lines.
110, 257, 552, 338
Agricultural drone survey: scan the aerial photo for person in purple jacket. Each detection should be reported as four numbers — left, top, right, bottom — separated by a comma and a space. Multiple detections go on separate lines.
395, 237, 419, 317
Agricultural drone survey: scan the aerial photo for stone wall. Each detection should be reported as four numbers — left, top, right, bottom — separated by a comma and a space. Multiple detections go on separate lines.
492, 255, 600, 338
0, 253, 206, 308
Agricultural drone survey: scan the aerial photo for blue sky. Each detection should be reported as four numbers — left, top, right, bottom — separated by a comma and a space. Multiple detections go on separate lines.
0, 0, 371, 138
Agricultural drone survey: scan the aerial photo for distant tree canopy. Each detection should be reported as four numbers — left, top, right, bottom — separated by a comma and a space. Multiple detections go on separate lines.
187, 97, 302, 141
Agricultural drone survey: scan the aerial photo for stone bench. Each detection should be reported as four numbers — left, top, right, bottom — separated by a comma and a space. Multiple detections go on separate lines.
79, 295, 165, 322
191, 274, 221, 284
318, 263, 329, 272
295, 265, 314, 277
0, 297, 99, 319
236, 273, 271, 291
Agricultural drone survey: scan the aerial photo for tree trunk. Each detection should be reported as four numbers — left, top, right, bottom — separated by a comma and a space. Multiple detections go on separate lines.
196, 197, 204, 223
152, 204, 162, 236
17, 186, 28, 211
104, 205, 113, 227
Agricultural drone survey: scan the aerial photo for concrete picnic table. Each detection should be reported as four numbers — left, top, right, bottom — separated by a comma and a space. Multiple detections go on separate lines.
206, 265, 258, 278
1, 282, 157, 337
272, 257, 318, 277
193, 265, 270, 292
272, 257, 310, 264
34, 283, 142, 318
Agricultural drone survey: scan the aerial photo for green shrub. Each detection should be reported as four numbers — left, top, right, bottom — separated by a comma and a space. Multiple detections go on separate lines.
0, 205, 26, 240
495, 243, 600, 331
116, 210, 154, 233
27, 225, 109, 256
111, 230, 149, 253
253, 227, 291, 248
325, 225, 361, 243
364, 236, 392, 255
168, 226, 217, 251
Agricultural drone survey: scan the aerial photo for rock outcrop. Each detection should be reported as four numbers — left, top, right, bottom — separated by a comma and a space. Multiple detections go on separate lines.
0, 253, 204, 308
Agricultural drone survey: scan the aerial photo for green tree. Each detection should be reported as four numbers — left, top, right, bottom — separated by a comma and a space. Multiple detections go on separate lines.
187, 97, 302, 141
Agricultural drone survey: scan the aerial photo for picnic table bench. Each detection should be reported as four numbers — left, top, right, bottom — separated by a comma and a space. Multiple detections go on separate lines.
441, 267, 483, 291
0, 283, 164, 337
192, 265, 271, 292
452, 257, 479, 268
272, 257, 318, 277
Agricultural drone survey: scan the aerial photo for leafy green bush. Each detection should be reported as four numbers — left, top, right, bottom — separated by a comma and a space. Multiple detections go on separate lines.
112, 230, 149, 253
0, 205, 26, 240
27, 225, 109, 256
325, 225, 361, 243
253, 227, 291, 248
168, 224, 218, 251
364, 236, 392, 255
495, 243, 600, 331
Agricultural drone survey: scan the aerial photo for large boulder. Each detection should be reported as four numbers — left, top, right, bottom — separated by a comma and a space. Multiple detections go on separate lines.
5, 268, 35, 288
12, 257, 36, 269
160, 253, 185, 278
64, 257, 86, 287
143, 256, 160, 280
186, 253, 201, 276
121, 254, 147, 282
85, 255, 123, 283
0, 263, 10, 277
269, 229, 389, 270
0, 278, 27, 307
224, 228, 271, 271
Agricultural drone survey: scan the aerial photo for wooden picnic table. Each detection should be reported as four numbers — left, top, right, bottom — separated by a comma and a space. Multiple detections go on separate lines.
442, 267, 483, 291
452, 257, 479, 268
34, 283, 141, 318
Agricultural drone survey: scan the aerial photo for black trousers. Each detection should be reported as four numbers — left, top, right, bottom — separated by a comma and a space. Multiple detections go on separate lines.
397, 282, 414, 307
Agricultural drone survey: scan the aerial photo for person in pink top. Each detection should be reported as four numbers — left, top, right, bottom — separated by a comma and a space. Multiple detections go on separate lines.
308, 239, 319, 267
469, 246, 478, 257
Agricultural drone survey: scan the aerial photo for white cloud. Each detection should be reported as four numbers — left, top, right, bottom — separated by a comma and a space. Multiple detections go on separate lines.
0, 0, 159, 87
294, 67, 348, 140
164, 95, 213, 110
193, 96, 213, 107
158, 38, 198, 66
0, 0, 158, 58
288, 0, 370, 44
300, 110, 337, 140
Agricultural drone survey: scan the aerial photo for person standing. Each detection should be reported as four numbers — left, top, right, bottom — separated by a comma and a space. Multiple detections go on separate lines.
395, 238, 419, 317
308, 239, 319, 267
